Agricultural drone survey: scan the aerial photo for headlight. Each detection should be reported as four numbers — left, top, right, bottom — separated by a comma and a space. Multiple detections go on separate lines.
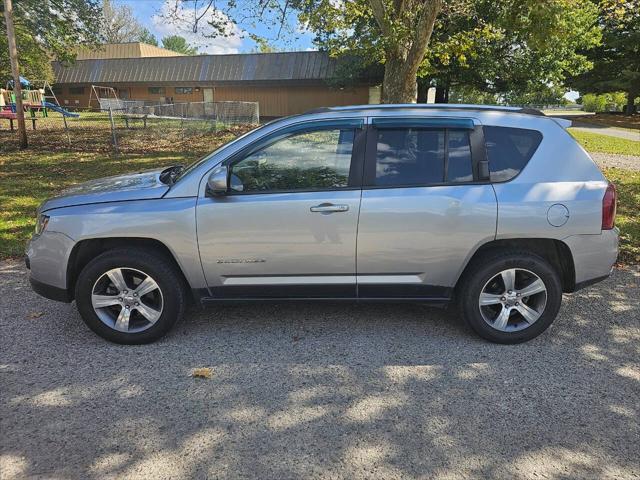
35, 214, 50, 235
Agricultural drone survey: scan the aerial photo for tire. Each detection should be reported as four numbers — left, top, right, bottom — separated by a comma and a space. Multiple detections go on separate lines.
458, 250, 563, 344
75, 248, 186, 344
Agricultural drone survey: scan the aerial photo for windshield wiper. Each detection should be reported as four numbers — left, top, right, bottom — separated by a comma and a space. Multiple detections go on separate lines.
159, 165, 184, 185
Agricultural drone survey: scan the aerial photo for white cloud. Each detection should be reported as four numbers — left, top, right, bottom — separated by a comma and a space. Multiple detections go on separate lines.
152, 1, 244, 54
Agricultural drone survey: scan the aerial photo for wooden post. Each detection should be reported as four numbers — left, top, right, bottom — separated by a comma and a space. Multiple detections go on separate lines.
2, 0, 27, 148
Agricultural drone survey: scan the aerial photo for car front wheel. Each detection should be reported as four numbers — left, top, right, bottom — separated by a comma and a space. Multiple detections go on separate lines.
75, 248, 186, 344
459, 251, 563, 344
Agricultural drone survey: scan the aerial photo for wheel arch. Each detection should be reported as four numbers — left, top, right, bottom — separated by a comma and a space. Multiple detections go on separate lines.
455, 238, 576, 293
66, 237, 194, 302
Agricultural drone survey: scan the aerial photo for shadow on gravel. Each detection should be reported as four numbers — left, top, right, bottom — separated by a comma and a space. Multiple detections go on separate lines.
1, 262, 639, 479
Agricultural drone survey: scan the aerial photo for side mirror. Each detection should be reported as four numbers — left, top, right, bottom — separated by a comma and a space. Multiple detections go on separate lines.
206, 166, 229, 196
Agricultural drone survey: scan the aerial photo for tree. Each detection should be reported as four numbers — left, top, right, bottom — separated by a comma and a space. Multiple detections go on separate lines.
102, 0, 145, 43
570, 0, 640, 114
1, 0, 102, 148
161, 35, 199, 55
0, 16, 54, 84
423, 0, 601, 102
139, 28, 159, 46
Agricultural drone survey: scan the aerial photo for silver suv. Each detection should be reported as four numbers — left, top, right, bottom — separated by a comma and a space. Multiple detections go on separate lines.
26, 105, 619, 344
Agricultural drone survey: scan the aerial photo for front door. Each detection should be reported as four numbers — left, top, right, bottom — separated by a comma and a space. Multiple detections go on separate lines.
356, 118, 497, 299
196, 119, 365, 298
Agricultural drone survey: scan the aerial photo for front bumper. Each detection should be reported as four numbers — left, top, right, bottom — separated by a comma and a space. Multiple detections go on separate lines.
25, 231, 76, 303
29, 276, 73, 302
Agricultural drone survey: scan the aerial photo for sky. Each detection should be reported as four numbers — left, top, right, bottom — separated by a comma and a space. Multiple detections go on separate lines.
113, 0, 315, 53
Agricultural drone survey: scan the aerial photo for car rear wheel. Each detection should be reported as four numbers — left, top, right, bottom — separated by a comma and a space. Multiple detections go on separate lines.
459, 251, 563, 344
75, 248, 186, 344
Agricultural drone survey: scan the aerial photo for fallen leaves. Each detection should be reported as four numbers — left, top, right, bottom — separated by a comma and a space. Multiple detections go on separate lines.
27, 311, 44, 319
191, 367, 213, 379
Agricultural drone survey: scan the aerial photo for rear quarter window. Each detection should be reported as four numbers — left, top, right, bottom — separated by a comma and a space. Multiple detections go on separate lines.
484, 126, 543, 182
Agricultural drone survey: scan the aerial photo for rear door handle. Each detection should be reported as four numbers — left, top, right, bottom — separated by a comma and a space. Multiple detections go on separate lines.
310, 203, 349, 213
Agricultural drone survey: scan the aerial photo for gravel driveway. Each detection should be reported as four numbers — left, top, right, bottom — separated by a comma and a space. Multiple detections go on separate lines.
591, 153, 640, 171
1, 260, 639, 479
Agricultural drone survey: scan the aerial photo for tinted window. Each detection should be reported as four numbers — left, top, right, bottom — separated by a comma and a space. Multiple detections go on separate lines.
447, 130, 473, 182
374, 128, 473, 186
230, 128, 354, 193
484, 126, 543, 182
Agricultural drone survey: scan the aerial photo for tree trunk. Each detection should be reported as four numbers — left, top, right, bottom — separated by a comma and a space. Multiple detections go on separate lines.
372, 0, 443, 104
435, 86, 449, 103
3, 0, 27, 149
625, 87, 638, 115
416, 79, 429, 103
381, 57, 419, 103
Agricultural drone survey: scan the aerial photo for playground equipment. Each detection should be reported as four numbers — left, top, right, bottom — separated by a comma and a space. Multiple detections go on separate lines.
89, 85, 125, 110
1, 78, 79, 119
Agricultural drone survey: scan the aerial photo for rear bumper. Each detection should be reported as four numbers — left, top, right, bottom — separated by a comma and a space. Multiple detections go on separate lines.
564, 228, 619, 291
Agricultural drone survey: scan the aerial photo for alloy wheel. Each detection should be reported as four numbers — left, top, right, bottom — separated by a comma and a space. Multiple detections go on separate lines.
91, 267, 164, 333
478, 268, 547, 332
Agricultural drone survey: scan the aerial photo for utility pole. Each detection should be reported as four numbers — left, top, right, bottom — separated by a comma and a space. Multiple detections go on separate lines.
2, 0, 28, 148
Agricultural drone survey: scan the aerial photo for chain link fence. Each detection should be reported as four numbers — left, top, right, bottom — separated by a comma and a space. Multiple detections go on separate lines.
0, 101, 259, 154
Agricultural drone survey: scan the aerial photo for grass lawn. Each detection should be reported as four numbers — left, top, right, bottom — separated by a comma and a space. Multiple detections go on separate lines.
568, 129, 640, 155
1, 124, 639, 265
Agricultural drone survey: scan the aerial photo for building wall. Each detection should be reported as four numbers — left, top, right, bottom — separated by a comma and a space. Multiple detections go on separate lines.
55, 83, 370, 117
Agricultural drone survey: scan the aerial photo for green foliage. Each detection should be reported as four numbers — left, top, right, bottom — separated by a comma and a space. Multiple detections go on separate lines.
582, 93, 608, 112
161, 35, 199, 55
581, 92, 635, 112
139, 28, 159, 46
1, 0, 102, 84
0, 21, 53, 84
424, 0, 601, 96
448, 85, 497, 104
571, 0, 640, 108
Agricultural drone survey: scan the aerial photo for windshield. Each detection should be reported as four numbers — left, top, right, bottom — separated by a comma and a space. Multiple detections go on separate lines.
174, 124, 265, 182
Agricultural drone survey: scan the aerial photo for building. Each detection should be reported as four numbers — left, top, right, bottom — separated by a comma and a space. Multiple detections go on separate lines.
74, 42, 184, 60
52, 43, 380, 117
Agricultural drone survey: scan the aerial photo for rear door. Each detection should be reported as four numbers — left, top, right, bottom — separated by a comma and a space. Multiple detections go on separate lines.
356, 117, 497, 299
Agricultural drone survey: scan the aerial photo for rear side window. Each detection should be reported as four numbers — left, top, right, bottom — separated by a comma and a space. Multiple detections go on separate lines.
484, 126, 542, 182
374, 128, 473, 186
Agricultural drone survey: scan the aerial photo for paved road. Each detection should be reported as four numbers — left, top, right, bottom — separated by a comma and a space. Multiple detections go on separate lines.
1, 260, 639, 479
570, 122, 640, 141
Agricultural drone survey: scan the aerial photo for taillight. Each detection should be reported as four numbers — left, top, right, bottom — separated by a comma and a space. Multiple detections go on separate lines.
602, 182, 617, 230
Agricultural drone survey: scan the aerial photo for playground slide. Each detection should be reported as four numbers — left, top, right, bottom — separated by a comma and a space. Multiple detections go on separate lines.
42, 102, 80, 118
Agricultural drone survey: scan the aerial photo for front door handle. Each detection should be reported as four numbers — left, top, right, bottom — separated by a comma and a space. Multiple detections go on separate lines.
310, 203, 349, 213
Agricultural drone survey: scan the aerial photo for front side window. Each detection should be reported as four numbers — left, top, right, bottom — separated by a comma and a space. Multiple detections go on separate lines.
175, 87, 193, 94
230, 128, 355, 193
374, 128, 473, 186
484, 126, 543, 182
148, 87, 165, 95
69, 87, 85, 95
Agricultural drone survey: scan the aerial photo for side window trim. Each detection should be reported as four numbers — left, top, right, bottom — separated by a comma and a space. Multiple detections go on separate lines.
361, 124, 486, 188
222, 118, 366, 195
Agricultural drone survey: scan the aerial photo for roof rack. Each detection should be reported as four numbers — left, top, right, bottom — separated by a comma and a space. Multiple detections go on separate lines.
304, 104, 545, 116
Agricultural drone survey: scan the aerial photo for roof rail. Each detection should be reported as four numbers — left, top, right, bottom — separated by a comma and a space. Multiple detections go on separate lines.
304, 104, 545, 116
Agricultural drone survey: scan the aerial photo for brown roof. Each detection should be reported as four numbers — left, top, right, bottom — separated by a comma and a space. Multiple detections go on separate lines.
53, 51, 346, 85
75, 42, 183, 60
